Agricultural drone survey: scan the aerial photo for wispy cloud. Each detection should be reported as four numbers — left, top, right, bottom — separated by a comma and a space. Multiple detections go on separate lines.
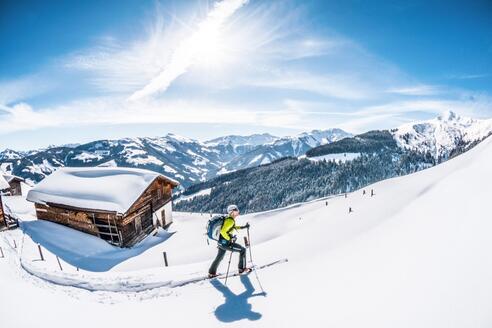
0, 96, 307, 135
446, 73, 489, 80
128, 0, 249, 101
62, 1, 349, 97
0, 75, 57, 105
244, 70, 377, 100
386, 84, 441, 96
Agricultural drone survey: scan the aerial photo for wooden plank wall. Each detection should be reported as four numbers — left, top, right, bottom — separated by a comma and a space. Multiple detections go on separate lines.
35, 204, 120, 243
32, 177, 176, 247
126, 178, 172, 216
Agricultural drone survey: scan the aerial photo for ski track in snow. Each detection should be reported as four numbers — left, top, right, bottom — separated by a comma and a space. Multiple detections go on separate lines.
0, 223, 286, 304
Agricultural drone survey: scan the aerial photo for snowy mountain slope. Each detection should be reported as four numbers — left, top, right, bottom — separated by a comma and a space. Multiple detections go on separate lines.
306, 111, 492, 162
392, 110, 492, 161
222, 128, 352, 171
1, 135, 492, 327
1, 129, 350, 187
0, 148, 25, 161
205, 133, 278, 147
2, 135, 224, 188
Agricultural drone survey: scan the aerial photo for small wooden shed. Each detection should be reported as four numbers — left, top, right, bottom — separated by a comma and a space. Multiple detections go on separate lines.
2, 174, 24, 196
26, 167, 179, 247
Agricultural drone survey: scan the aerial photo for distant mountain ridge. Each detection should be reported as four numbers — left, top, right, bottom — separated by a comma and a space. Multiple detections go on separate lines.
220, 128, 352, 173
175, 111, 492, 213
306, 111, 492, 161
392, 110, 492, 161
3, 111, 490, 193
0, 129, 351, 187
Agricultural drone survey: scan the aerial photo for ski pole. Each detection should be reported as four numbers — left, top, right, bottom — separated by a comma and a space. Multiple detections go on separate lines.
247, 227, 265, 293
247, 227, 254, 263
224, 248, 234, 286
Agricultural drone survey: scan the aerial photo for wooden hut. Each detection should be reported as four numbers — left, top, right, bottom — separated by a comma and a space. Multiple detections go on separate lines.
2, 174, 24, 196
26, 167, 179, 247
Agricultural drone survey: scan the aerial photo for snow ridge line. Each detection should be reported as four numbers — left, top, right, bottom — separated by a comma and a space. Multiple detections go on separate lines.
17, 255, 288, 293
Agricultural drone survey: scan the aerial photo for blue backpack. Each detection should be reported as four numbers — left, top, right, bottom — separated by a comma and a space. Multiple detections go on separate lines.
206, 215, 226, 241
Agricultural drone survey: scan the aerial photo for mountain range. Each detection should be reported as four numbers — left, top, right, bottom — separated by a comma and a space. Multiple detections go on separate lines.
175, 111, 492, 213
0, 129, 351, 188
2, 111, 491, 197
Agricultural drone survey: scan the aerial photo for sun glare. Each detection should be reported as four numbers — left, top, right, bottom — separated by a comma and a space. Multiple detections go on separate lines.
191, 21, 228, 70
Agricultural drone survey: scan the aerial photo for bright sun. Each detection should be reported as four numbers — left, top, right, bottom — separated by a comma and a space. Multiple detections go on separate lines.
191, 22, 228, 69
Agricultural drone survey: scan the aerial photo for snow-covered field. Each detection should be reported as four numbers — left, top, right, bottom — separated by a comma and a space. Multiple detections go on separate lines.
2, 135, 492, 327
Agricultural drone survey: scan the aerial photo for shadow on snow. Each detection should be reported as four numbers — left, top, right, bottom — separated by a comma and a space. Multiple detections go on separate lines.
21, 220, 173, 272
210, 274, 266, 323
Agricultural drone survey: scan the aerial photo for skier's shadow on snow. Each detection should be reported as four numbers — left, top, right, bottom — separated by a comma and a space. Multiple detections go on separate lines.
210, 274, 266, 323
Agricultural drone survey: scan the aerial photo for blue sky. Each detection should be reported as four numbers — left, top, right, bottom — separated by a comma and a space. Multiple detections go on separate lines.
1, 0, 491, 150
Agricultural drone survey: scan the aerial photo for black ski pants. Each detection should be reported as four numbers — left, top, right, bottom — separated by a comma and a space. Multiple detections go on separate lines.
209, 242, 246, 275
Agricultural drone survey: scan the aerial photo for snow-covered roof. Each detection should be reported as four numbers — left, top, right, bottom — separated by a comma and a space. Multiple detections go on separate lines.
0, 174, 9, 190
26, 167, 179, 214
2, 174, 24, 183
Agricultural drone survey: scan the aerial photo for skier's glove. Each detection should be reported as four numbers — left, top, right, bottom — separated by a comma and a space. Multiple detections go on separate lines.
243, 222, 250, 229
230, 236, 237, 244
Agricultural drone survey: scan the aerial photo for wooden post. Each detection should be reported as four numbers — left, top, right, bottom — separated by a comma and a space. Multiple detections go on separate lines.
0, 246, 4, 258
13, 239, 17, 249
37, 244, 45, 261
118, 230, 123, 247
163, 251, 169, 267
56, 256, 63, 271
108, 214, 114, 244
244, 236, 249, 247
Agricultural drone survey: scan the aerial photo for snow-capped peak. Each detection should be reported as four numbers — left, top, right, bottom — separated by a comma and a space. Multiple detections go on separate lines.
392, 110, 492, 160
165, 133, 195, 144
204, 133, 279, 147
437, 110, 458, 122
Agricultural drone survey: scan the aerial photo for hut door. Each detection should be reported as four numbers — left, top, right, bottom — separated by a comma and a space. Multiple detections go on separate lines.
135, 215, 142, 235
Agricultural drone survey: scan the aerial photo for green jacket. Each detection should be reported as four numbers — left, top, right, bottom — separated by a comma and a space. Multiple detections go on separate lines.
220, 216, 243, 241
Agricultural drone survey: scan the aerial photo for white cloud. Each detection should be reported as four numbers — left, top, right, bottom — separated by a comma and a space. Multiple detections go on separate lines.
0, 75, 56, 105
0, 96, 307, 135
446, 73, 489, 80
0, 103, 62, 131
127, 0, 249, 101
387, 84, 441, 96
244, 71, 376, 100
61, 0, 354, 98
335, 113, 403, 133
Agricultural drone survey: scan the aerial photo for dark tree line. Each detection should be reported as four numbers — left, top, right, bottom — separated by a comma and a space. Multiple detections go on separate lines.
174, 146, 437, 214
